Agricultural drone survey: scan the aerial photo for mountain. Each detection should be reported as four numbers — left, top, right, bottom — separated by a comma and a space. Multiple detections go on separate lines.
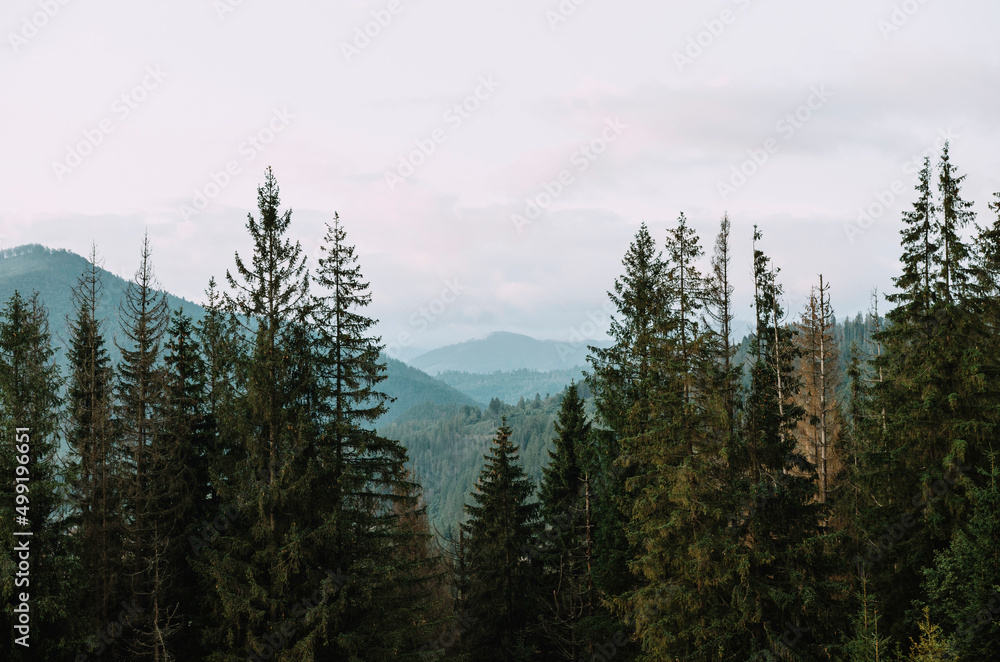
378, 358, 482, 424
0, 244, 477, 423
433, 367, 590, 405
408, 331, 610, 374
0, 244, 206, 359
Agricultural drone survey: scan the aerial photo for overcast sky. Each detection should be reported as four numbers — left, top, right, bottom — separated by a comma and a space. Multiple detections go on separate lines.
3, 0, 999, 358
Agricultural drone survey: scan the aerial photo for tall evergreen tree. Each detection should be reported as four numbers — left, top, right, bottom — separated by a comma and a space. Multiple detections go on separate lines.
0, 292, 79, 660
536, 382, 594, 660
463, 419, 540, 661
114, 234, 178, 660
585, 223, 667, 654
795, 276, 839, 504
721, 227, 831, 658
611, 214, 728, 661
158, 309, 213, 660
935, 143, 975, 303
296, 213, 439, 659
64, 246, 125, 653
200, 167, 315, 659
865, 148, 980, 647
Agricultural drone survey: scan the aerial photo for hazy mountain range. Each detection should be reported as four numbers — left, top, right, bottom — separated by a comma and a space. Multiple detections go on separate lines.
0, 243, 589, 420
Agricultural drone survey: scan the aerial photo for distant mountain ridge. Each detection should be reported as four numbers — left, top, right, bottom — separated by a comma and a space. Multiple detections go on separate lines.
408, 331, 611, 374
0, 244, 477, 424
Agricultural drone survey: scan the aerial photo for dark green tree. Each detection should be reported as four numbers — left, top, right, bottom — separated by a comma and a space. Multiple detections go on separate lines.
200, 167, 315, 660
159, 309, 213, 660
0, 292, 79, 660
720, 227, 831, 659
463, 419, 540, 661
585, 223, 667, 658
536, 382, 594, 660
64, 246, 125, 653
114, 234, 178, 661
291, 213, 439, 659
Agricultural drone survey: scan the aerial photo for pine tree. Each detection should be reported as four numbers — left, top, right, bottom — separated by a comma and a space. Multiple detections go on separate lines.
919, 453, 1000, 660
588, 222, 667, 441
935, 143, 974, 303
297, 213, 439, 659
865, 148, 981, 647
795, 275, 839, 504
722, 227, 831, 658
536, 382, 594, 660
585, 223, 667, 654
462, 419, 540, 661
906, 608, 957, 662
158, 309, 212, 660
611, 213, 707, 659
200, 167, 315, 659
114, 233, 178, 661
0, 292, 80, 660
704, 213, 740, 438
843, 575, 892, 662
64, 246, 125, 651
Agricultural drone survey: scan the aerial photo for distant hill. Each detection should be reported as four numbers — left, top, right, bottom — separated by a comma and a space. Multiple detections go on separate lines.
0, 244, 478, 424
378, 358, 482, 424
408, 331, 611, 374
434, 367, 590, 405
0, 244, 205, 360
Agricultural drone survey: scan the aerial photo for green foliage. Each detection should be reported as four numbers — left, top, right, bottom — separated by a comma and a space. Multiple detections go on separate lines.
0, 291, 80, 660
462, 419, 540, 660
434, 367, 586, 406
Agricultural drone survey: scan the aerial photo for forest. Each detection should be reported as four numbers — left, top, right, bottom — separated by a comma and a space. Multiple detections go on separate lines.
2, 142, 1000, 661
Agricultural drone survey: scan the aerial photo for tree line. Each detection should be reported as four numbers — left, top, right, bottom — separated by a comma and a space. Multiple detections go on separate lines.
3, 144, 1000, 660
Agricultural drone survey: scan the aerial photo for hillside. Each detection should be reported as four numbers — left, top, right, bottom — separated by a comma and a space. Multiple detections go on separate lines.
433, 367, 590, 404
0, 244, 479, 424
381, 392, 568, 531
0, 244, 205, 358
378, 358, 482, 424
408, 330, 611, 374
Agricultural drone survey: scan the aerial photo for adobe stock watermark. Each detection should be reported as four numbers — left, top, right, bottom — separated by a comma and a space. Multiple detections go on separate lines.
51, 66, 169, 183
673, 0, 756, 73
178, 107, 295, 221
956, 589, 1000, 645
7, 0, 73, 54
511, 117, 628, 234
212, 0, 248, 20
384, 75, 500, 192
747, 621, 810, 661
245, 569, 351, 662
716, 84, 833, 202
544, 0, 590, 30
843, 126, 958, 244
384, 278, 468, 359
340, 0, 410, 63
877, 0, 931, 39
853, 462, 969, 574
74, 601, 144, 662
554, 300, 614, 364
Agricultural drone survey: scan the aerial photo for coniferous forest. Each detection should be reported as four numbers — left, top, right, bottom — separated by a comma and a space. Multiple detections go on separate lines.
4, 146, 1000, 661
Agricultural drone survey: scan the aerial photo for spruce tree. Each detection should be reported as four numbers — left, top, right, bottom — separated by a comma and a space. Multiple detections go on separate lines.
0, 292, 79, 660
462, 419, 540, 661
64, 246, 124, 650
159, 309, 212, 660
114, 233, 178, 660
585, 223, 667, 655
536, 382, 594, 659
865, 148, 980, 646
297, 213, 439, 659
200, 167, 315, 659
722, 227, 831, 658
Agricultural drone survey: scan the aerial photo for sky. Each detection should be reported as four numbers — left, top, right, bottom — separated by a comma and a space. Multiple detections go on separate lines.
2, 0, 999, 359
